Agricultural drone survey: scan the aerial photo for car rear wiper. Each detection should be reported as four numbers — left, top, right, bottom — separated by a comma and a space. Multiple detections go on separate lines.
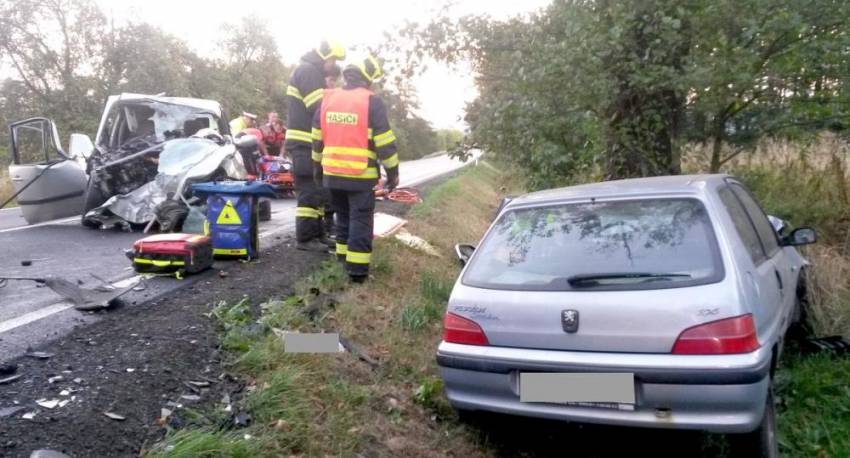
566, 272, 692, 286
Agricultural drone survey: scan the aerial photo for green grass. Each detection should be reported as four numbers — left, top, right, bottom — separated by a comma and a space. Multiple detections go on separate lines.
777, 353, 850, 457
153, 430, 263, 457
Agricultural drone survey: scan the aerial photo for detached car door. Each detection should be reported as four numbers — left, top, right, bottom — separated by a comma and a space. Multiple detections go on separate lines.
8, 118, 88, 224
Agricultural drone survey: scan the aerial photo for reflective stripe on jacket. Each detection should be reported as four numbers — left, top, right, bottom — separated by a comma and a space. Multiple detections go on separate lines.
319, 87, 374, 178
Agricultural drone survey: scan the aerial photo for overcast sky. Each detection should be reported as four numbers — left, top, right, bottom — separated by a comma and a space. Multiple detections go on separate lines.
96, 0, 551, 130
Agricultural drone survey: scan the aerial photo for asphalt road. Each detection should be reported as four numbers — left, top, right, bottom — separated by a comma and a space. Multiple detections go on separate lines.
0, 152, 475, 361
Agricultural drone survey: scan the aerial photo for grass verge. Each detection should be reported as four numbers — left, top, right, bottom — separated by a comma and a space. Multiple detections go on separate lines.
149, 163, 517, 457
150, 158, 850, 457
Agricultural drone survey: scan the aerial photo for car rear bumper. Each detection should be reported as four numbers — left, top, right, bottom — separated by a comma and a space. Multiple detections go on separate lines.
437, 342, 771, 433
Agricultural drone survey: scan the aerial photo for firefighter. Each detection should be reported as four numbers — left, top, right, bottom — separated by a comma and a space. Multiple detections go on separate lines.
312, 55, 399, 282
229, 112, 257, 136
285, 40, 345, 252
325, 64, 342, 89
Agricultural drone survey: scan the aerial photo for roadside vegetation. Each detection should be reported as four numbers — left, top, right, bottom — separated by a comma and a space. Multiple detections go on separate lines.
150, 156, 850, 457
149, 165, 518, 457
687, 135, 850, 456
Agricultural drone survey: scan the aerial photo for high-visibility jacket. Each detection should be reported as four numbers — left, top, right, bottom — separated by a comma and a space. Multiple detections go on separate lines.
284, 51, 326, 150
312, 84, 399, 191
229, 117, 248, 136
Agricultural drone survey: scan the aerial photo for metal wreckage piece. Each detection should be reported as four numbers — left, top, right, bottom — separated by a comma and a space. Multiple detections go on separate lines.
0, 276, 141, 311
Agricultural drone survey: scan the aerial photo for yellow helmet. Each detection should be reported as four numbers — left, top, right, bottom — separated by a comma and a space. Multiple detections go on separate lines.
316, 40, 346, 61
356, 54, 383, 83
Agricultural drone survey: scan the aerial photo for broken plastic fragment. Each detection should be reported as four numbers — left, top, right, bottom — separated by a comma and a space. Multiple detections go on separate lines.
233, 412, 252, 428
24, 351, 53, 359
36, 399, 60, 409
48, 376, 63, 384
58, 400, 70, 408
394, 230, 441, 257
22, 411, 36, 420
180, 395, 201, 401
104, 412, 126, 421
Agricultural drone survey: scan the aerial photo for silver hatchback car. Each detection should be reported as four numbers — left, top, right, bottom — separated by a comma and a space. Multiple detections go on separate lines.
438, 174, 817, 457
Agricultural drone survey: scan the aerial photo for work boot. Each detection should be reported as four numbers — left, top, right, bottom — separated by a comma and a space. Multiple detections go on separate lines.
319, 235, 336, 248
296, 239, 331, 253
349, 274, 368, 284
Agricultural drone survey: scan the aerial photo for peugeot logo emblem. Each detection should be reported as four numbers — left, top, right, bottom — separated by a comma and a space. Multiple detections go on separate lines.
562, 310, 579, 333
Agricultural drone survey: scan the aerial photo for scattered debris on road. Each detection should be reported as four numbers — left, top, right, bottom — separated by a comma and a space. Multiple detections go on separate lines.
103, 412, 126, 421
25, 352, 54, 360
0, 276, 142, 311
36, 399, 61, 409
29, 449, 72, 458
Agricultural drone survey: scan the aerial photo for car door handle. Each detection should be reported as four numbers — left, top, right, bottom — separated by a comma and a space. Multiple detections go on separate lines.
774, 269, 784, 290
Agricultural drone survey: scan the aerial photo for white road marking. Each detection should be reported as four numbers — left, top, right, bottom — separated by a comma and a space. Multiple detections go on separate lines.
0, 154, 477, 339
0, 215, 79, 234
0, 302, 78, 334
0, 275, 141, 334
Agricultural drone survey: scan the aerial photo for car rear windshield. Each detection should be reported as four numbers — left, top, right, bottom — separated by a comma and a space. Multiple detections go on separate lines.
462, 198, 724, 291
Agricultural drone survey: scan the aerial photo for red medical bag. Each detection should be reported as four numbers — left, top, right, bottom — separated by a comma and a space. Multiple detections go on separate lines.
131, 233, 213, 275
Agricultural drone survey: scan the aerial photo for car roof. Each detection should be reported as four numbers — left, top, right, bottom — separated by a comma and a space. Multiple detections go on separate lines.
107, 93, 222, 116
507, 174, 731, 208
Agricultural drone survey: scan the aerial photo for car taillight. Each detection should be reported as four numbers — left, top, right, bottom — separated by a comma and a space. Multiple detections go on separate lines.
672, 314, 760, 355
443, 312, 489, 346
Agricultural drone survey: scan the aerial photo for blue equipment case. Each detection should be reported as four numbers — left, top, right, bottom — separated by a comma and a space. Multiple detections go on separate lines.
191, 181, 276, 259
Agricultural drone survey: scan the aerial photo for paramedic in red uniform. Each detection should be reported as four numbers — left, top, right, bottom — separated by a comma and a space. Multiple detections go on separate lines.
312, 55, 399, 282
285, 40, 345, 252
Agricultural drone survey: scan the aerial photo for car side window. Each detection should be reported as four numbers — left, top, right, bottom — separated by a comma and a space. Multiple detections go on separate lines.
729, 183, 781, 258
718, 186, 766, 264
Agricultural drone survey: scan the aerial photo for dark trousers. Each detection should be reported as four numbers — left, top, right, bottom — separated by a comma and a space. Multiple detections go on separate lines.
291, 147, 324, 243
330, 189, 375, 277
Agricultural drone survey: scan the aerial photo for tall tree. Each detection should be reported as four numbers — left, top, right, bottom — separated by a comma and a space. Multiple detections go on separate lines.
397, 0, 850, 187
0, 0, 107, 134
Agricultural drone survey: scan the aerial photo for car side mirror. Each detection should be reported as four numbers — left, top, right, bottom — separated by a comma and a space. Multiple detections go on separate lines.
454, 243, 476, 266
782, 226, 817, 246
68, 133, 94, 159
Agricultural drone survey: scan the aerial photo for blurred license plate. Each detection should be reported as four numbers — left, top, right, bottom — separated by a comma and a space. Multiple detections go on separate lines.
519, 372, 635, 404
